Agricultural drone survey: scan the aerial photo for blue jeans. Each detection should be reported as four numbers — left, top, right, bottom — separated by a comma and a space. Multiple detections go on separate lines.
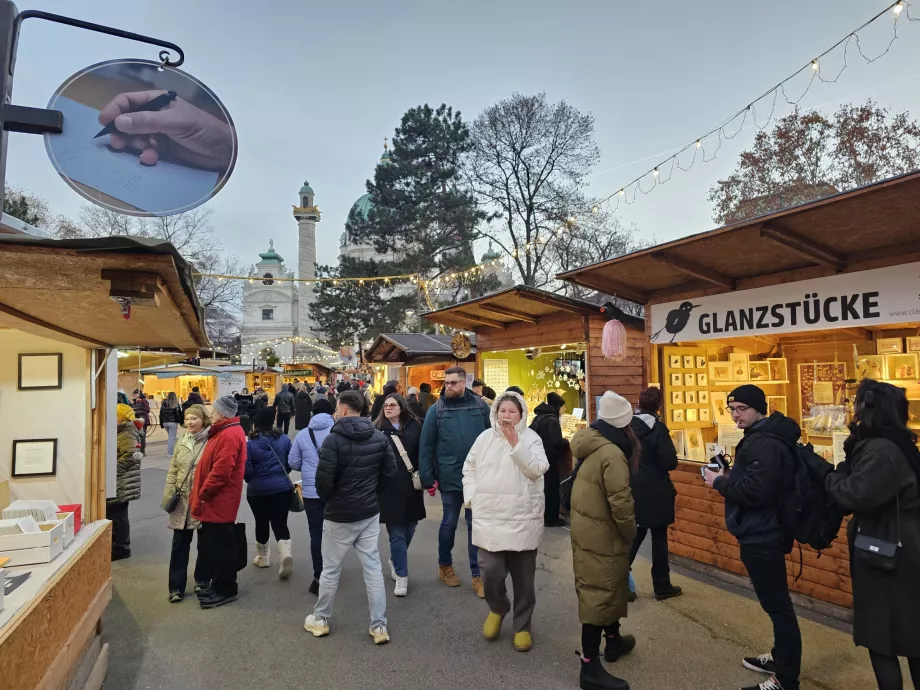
164, 422, 178, 457
438, 491, 479, 577
385, 522, 417, 577
314, 515, 387, 629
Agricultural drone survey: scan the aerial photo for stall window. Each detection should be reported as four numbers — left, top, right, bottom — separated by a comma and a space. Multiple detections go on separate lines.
262, 308, 274, 321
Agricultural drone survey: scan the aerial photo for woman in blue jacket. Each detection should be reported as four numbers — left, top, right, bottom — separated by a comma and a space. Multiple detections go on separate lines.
245, 407, 294, 579
289, 397, 336, 595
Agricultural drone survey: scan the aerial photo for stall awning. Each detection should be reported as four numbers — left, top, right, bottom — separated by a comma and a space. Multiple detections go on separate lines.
365, 333, 478, 363
0, 234, 208, 350
422, 286, 612, 331
137, 364, 220, 379
557, 170, 920, 304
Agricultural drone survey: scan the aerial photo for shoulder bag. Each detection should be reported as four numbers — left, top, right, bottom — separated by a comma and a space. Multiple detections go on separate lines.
161, 448, 199, 513
853, 494, 901, 571
266, 438, 305, 513
391, 435, 422, 491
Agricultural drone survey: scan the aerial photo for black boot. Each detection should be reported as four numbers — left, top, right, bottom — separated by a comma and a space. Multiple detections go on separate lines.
580, 657, 629, 690
654, 583, 683, 601
603, 633, 636, 662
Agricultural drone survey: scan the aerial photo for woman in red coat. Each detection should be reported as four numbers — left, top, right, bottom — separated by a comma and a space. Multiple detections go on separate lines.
191, 396, 247, 609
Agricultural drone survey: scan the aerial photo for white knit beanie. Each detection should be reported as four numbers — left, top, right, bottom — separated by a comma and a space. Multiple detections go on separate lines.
597, 391, 633, 429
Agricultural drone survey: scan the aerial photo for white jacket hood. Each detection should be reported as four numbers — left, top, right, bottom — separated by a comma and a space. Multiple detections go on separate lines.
462, 390, 550, 552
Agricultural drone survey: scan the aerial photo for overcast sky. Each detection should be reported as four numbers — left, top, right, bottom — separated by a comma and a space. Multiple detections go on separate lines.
7, 0, 920, 273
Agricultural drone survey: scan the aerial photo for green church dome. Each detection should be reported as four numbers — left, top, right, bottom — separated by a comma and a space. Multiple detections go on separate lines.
351, 192, 374, 222
480, 241, 502, 263
299, 180, 314, 195
259, 240, 284, 263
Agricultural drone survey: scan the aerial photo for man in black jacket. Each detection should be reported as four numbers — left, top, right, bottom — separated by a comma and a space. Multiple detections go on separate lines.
273, 384, 295, 435
304, 391, 398, 645
530, 392, 569, 527
703, 384, 801, 690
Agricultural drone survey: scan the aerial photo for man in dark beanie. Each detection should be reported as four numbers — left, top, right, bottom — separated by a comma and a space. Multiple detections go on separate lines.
530, 391, 569, 527
702, 383, 802, 690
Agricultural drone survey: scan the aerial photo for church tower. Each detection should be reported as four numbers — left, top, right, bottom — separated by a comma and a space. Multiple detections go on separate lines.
294, 181, 320, 339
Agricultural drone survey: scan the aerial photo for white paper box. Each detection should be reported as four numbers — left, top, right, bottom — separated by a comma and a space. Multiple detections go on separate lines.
3, 499, 58, 522
0, 519, 65, 557
1, 541, 63, 566
55, 512, 75, 548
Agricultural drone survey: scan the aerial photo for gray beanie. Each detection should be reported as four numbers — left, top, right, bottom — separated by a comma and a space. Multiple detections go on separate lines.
212, 395, 238, 418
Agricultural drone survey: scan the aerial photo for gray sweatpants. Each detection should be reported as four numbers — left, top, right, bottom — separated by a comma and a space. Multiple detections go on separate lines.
478, 548, 538, 633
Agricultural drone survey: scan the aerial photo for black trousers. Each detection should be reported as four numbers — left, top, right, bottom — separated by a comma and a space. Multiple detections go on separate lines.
198, 522, 238, 597
239, 414, 251, 436
277, 413, 291, 434
629, 525, 672, 591
246, 491, 291, 544
544, 462, 560, 524
740, 542, 801, 690
869, 650, 920, 690
581, 622, 620, 660
168, 528, 206, 593
106, 501, 130, 552
304, 497, 324, 579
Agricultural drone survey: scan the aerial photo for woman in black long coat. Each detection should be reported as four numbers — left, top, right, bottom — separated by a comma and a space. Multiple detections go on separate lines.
824, 380, 920, 690
628, 387, 682, 600
374, 393, 426, 598
293, 385, 313, 431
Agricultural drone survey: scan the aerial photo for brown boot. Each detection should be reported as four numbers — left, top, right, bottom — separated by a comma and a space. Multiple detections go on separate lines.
439, 565, 460, 587
471, 576, 485, 598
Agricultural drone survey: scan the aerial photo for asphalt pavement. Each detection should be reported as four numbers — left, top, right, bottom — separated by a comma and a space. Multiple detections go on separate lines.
101, 440, 882, 690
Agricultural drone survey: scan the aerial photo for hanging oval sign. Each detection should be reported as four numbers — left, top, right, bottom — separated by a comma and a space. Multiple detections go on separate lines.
451, 332, 472, 359
44, 58, 238, 217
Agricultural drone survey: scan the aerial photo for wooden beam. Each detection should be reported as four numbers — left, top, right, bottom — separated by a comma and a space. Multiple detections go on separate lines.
381, 343, 399, 361
651, 252, 735, 290
561, 275, 648, 305
453, 310, 506, 329
840, 327, 871, 340
0, 300, 108, 347
515, 291, 584, 314
479, 303, 539, 324
760, 224, 846, 271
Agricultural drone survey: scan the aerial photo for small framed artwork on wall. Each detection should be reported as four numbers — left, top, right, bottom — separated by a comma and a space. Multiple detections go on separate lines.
671, 373, 683, 387
686, 391, 697, 404
686, 408, 698, 423
730, 353, 749, 382
908, 337, 920, 354
887, 353, 919, 380
672, 391, 684, 405
709, 361, 733, 382
669, 355, 681, 369
684, 373, 696, 386
768, 358, 788, 381
673, 409, 684, 423
749, 362, 771, 382
697, 373, 708, 386
767, 396, 787, 416
699, 391, 710, 404
877, 338, 904, 355
699, 408, 711, 422
18, 353, 63, 390
683, 355, 694, 369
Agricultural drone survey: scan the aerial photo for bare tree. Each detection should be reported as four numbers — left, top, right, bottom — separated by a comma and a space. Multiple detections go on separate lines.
467, 93, 600, 286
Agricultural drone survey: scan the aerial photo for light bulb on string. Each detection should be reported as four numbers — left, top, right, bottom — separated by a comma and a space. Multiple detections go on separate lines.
653, 168, 659, 177
894, 1, 903, 13
811, 59, 819, 71
695, 140, 702, 148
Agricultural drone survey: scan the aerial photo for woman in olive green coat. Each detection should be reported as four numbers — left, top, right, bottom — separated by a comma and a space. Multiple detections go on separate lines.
570, 391, 640, 690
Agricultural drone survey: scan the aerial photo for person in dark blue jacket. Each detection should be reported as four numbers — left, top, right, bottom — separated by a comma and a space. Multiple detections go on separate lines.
245, 406, 295, 579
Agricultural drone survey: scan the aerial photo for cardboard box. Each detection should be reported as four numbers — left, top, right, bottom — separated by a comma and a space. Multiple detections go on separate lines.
58, 504, 82, 534
56, 512, 75, 548
0, 520, 65, 565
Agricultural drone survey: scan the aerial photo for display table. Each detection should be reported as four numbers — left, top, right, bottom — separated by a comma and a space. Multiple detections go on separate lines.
0, 521, 112, 689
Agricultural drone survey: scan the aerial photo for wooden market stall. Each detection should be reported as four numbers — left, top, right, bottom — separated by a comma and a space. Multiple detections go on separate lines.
0, 235, 208, 688
364, 333, 478, 394
558, 170, 920, 612
281, 362, 331, 387
423, 286, 645, 457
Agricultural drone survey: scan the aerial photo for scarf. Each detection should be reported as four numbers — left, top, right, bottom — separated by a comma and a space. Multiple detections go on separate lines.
844, 422, 920, 483
590, 419, 634, 461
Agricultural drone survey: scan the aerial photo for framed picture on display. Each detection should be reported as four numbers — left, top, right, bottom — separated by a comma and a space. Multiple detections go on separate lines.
686, 408, 698, 423
12, 439, 58, 477
685, 428, 705, 462
699, 391, 710, 404
672, 391, 684, 405
669, 355, 681, 368
699, 408, 711, 422
696, 356, 707, 369
877, 338, 904, 355
749, 362, 771, 382
767, 396, 787, 416
709, 361, 732, 383
683, 356, 694, 369
908, 399, 920, 429
886, 353, 919, 380
684, 373, 695, 386
670, 429, 685, 456
18, 353, 63, 390
907, 338, 920, 354
857, 355, 886, 380
673, 409, 684, 423
768, 358, 788, 381
730, 353, 749, 382
670, 373, 682, 387
711, 391, 732, 425
685, 390, 697, 404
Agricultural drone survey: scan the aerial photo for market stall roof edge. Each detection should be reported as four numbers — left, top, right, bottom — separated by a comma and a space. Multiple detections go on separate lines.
365, 332, 478, 363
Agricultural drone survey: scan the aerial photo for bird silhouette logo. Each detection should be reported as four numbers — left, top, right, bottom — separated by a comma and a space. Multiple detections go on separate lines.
651, 302, 701, 343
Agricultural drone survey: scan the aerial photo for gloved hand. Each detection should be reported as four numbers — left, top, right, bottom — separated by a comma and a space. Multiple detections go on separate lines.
427, 481, 438, 497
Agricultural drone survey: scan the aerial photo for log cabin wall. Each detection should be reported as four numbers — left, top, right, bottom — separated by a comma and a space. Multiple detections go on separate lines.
586, 316, 646, 420
475, 312, 588, 352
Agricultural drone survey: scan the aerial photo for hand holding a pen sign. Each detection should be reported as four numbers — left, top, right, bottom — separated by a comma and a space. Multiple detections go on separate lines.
97, 90, 233, 171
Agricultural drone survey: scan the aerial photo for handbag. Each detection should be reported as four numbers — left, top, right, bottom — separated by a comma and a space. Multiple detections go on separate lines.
391, 435, 422, 491
161, 448, 198, 513
853, 494, 901, 572
266, 439, 305, 513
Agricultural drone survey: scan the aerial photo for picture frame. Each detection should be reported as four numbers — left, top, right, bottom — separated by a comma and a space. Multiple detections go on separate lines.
768, 358, 788, 382
671, 391, 684, 405
670, 373, 683, 387
699, 391, 710, 404
11, 439, 58, 477
886, 353, 919, 380
685, 390, 697, 404
18, 353, 63, 390
877, 338, 904, 355
683, 355, 694, 369
729, 353, 749, 382
672, 409, 684, 423
699, 408, 711, 422
907, 399, 920, 429
686, 408, 698, 423
767, 396, 787, 416
907, 337, 920, 354
697, 373, 708, 386
696, 356, 707, 369
670, 429, 685, 456
857, 354, 886, 381
684, 373, 696, 386
711, 391, 732, 426
749, 361, 771, 382
709, 361, 733, 383
669, 355, 681, 369
685, 428, 705, 462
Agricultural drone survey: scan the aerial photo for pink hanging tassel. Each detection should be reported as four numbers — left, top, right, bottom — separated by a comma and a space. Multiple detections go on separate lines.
601, 319, 628, 361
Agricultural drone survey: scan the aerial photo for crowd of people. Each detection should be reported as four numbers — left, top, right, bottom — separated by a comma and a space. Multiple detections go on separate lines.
105, 369, 920, 690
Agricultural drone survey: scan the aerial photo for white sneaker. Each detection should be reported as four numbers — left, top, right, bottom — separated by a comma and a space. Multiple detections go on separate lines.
304, 614, 329, 637
369, 625, 390, 645
394, 575, 408, 597
388, 558, 397, 581
253, 542, 270, 568
278, 539, 293, 580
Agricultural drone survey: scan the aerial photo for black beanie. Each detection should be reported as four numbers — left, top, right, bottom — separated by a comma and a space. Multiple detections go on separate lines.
547, 392, 566, 411
727, 384, 768, 415
254, 406, 277, 432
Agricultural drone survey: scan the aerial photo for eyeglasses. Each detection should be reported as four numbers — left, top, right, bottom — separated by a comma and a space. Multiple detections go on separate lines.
382, 403, 400, 409
727, 404, 751, 414
443, 380, 464, 387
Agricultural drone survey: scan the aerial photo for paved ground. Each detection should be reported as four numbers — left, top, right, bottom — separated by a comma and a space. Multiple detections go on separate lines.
101, 440, 883, 690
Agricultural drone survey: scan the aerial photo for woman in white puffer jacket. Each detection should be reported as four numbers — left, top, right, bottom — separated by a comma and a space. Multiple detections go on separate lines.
463, 390, 549, 653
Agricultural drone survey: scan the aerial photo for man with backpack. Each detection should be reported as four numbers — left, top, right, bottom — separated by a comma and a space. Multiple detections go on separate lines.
419, 366, 492, 597
703, 384, 802, 690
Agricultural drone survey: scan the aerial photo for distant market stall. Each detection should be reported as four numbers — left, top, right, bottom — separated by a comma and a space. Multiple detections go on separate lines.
558, 170, 920, 613
364, 333, 477, 393
281, 362, 332, 387
0, 235, 208, 688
